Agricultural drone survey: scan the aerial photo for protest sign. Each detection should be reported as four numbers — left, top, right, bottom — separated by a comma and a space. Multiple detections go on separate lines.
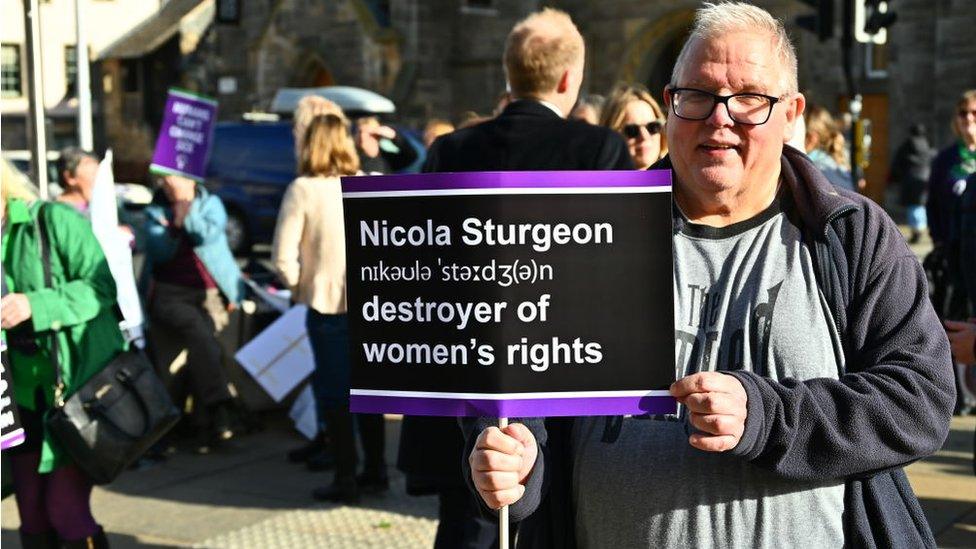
1, 339, 25, 450
90, 150, 145, 344
289, 385, 318, 440
149, 88, 218, 182
342, 170, 675, 417
234, 305, 315, 402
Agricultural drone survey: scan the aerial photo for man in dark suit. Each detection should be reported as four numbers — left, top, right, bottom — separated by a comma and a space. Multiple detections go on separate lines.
396, 7, 632, 548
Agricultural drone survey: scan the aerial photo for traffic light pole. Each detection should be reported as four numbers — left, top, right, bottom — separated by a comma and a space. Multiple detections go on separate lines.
23, 0, 49, 199
841, 0, 863, 187
75, 0, 94, 151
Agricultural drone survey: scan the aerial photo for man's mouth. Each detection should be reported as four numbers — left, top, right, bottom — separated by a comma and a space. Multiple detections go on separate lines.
698, 143, 739, 155
699, 143, 739, 152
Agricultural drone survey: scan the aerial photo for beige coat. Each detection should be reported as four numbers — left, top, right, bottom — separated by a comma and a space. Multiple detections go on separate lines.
271, 176, 347, 314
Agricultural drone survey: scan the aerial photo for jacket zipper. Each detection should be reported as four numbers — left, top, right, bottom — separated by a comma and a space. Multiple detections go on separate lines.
820, 204, 858, 375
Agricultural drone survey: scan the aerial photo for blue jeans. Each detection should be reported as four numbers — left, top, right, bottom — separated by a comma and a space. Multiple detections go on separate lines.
906, 204, 927, 231
305, 310, 350, 426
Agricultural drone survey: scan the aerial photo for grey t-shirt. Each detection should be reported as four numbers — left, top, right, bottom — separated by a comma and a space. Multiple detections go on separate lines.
573, 196, 846, 548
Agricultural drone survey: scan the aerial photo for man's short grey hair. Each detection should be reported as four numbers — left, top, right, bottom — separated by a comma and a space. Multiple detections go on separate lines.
671, 2, 799, 95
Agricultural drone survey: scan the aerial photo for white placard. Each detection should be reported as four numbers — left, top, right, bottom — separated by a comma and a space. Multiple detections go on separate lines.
89, 150, 145, 342
288, 384, 318, 440
234, 305, 314, 402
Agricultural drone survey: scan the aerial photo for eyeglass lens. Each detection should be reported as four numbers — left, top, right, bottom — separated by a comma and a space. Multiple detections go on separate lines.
674, 89, 774, 124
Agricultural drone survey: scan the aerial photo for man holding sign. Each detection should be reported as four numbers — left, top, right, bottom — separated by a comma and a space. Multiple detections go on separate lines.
397, 8, 633, 548
466, 3, 953, 548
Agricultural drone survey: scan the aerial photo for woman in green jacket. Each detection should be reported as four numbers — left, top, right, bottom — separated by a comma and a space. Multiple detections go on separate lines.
1, 160, 123, 549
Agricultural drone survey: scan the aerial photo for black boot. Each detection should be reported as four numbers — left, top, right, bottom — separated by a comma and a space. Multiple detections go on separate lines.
60, 527, 109, 548
19, 530, 58, 549
356, 413, 389, 494
311, 408, 359, 504
210, 399, 239, 442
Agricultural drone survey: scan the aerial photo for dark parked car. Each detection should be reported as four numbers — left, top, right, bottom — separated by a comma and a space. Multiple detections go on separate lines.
205, 120, 425, 254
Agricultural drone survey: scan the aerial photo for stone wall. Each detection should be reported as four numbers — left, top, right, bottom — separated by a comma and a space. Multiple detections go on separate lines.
96, 0, 975, 188
888, 0, 976, 152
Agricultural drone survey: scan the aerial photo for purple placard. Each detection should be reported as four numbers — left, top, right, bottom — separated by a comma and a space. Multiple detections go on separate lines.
351, 394, 677, 417
342, 169, 671, 193
149, 88, 218, 182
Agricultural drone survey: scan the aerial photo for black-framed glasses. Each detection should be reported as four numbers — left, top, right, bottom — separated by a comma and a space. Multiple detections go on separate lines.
622, 121, 664, 139
957, 109, 976, 119
669, 87, 781, 125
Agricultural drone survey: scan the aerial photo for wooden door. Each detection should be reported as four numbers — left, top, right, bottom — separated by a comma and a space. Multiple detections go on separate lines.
839, 94, 890, 203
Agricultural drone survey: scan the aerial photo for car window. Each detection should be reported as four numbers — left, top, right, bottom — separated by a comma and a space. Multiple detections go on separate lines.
208, 123, 295, 182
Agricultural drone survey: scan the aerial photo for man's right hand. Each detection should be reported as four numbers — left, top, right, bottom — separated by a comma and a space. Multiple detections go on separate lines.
469, 423, 538, 510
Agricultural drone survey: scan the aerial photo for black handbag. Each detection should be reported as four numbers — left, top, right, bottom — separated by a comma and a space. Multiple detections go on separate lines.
35, 203, 180, 484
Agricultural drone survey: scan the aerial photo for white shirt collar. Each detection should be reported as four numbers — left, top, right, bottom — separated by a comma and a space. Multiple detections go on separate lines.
523, 98, 565, 118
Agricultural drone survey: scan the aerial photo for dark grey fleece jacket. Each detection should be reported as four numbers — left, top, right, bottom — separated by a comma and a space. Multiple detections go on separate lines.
461, 146, 955, 549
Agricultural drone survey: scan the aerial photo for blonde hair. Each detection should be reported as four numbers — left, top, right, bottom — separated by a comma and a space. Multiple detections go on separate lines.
294, 96, 346, 159
952, 89, 976, 140
504, 8, 584, 97
600, 84, 669, 158
424, 118, 455, 146
672, 2, 798, 95
458, 111, 488, 129
299, 114, 360, 177
1, 158, 37, 203
805, 105, 849, 169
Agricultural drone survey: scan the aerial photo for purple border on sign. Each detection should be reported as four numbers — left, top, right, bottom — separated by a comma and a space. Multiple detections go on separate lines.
1, 429, 25, 451
350, 395, 677, 417
341, 170, 671, 193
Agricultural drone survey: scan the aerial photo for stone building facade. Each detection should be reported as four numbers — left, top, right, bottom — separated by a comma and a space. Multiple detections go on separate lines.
94, 0, 975, 197
0, 0, 158, 152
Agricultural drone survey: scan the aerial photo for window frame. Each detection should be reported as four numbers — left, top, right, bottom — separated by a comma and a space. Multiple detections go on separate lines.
865, 42, 888, 80
65, 44, 78, 97
1, 43, 24, 99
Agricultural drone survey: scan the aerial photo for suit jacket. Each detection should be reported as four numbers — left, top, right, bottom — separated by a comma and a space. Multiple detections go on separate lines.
396, 99, 633, 494
422, 99, 634, 173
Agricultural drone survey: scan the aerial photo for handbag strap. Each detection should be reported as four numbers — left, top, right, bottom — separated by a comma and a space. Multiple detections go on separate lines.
33, 203, 66, 407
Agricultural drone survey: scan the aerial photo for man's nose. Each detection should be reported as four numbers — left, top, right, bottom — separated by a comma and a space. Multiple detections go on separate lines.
706, 101, 735, 127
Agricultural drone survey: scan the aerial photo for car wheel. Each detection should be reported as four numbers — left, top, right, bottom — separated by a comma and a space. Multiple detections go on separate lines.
225, 209, 249, 255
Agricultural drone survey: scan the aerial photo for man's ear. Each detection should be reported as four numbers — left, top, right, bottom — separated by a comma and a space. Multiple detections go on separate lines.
663, 85, 672, 108
556, 70, 570, 94
61, 170, 74, 187
783, 92, 806, 142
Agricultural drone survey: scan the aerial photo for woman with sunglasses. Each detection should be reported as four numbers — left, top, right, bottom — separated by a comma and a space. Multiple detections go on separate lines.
928, 89, 976, 414
599, 84, 669, 170
928, 90, 976, 310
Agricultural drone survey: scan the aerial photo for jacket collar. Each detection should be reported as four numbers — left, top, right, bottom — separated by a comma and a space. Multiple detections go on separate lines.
651, 145, 860, 237
500, 99, 565, 120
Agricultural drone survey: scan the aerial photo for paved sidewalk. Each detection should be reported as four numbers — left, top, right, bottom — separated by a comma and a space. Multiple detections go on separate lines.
2, 414, 974, 548
2, 415, 438, 548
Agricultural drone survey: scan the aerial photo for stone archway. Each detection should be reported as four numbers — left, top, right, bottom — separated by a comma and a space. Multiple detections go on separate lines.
292, 54, 335, 87
616, 9, 695, 99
